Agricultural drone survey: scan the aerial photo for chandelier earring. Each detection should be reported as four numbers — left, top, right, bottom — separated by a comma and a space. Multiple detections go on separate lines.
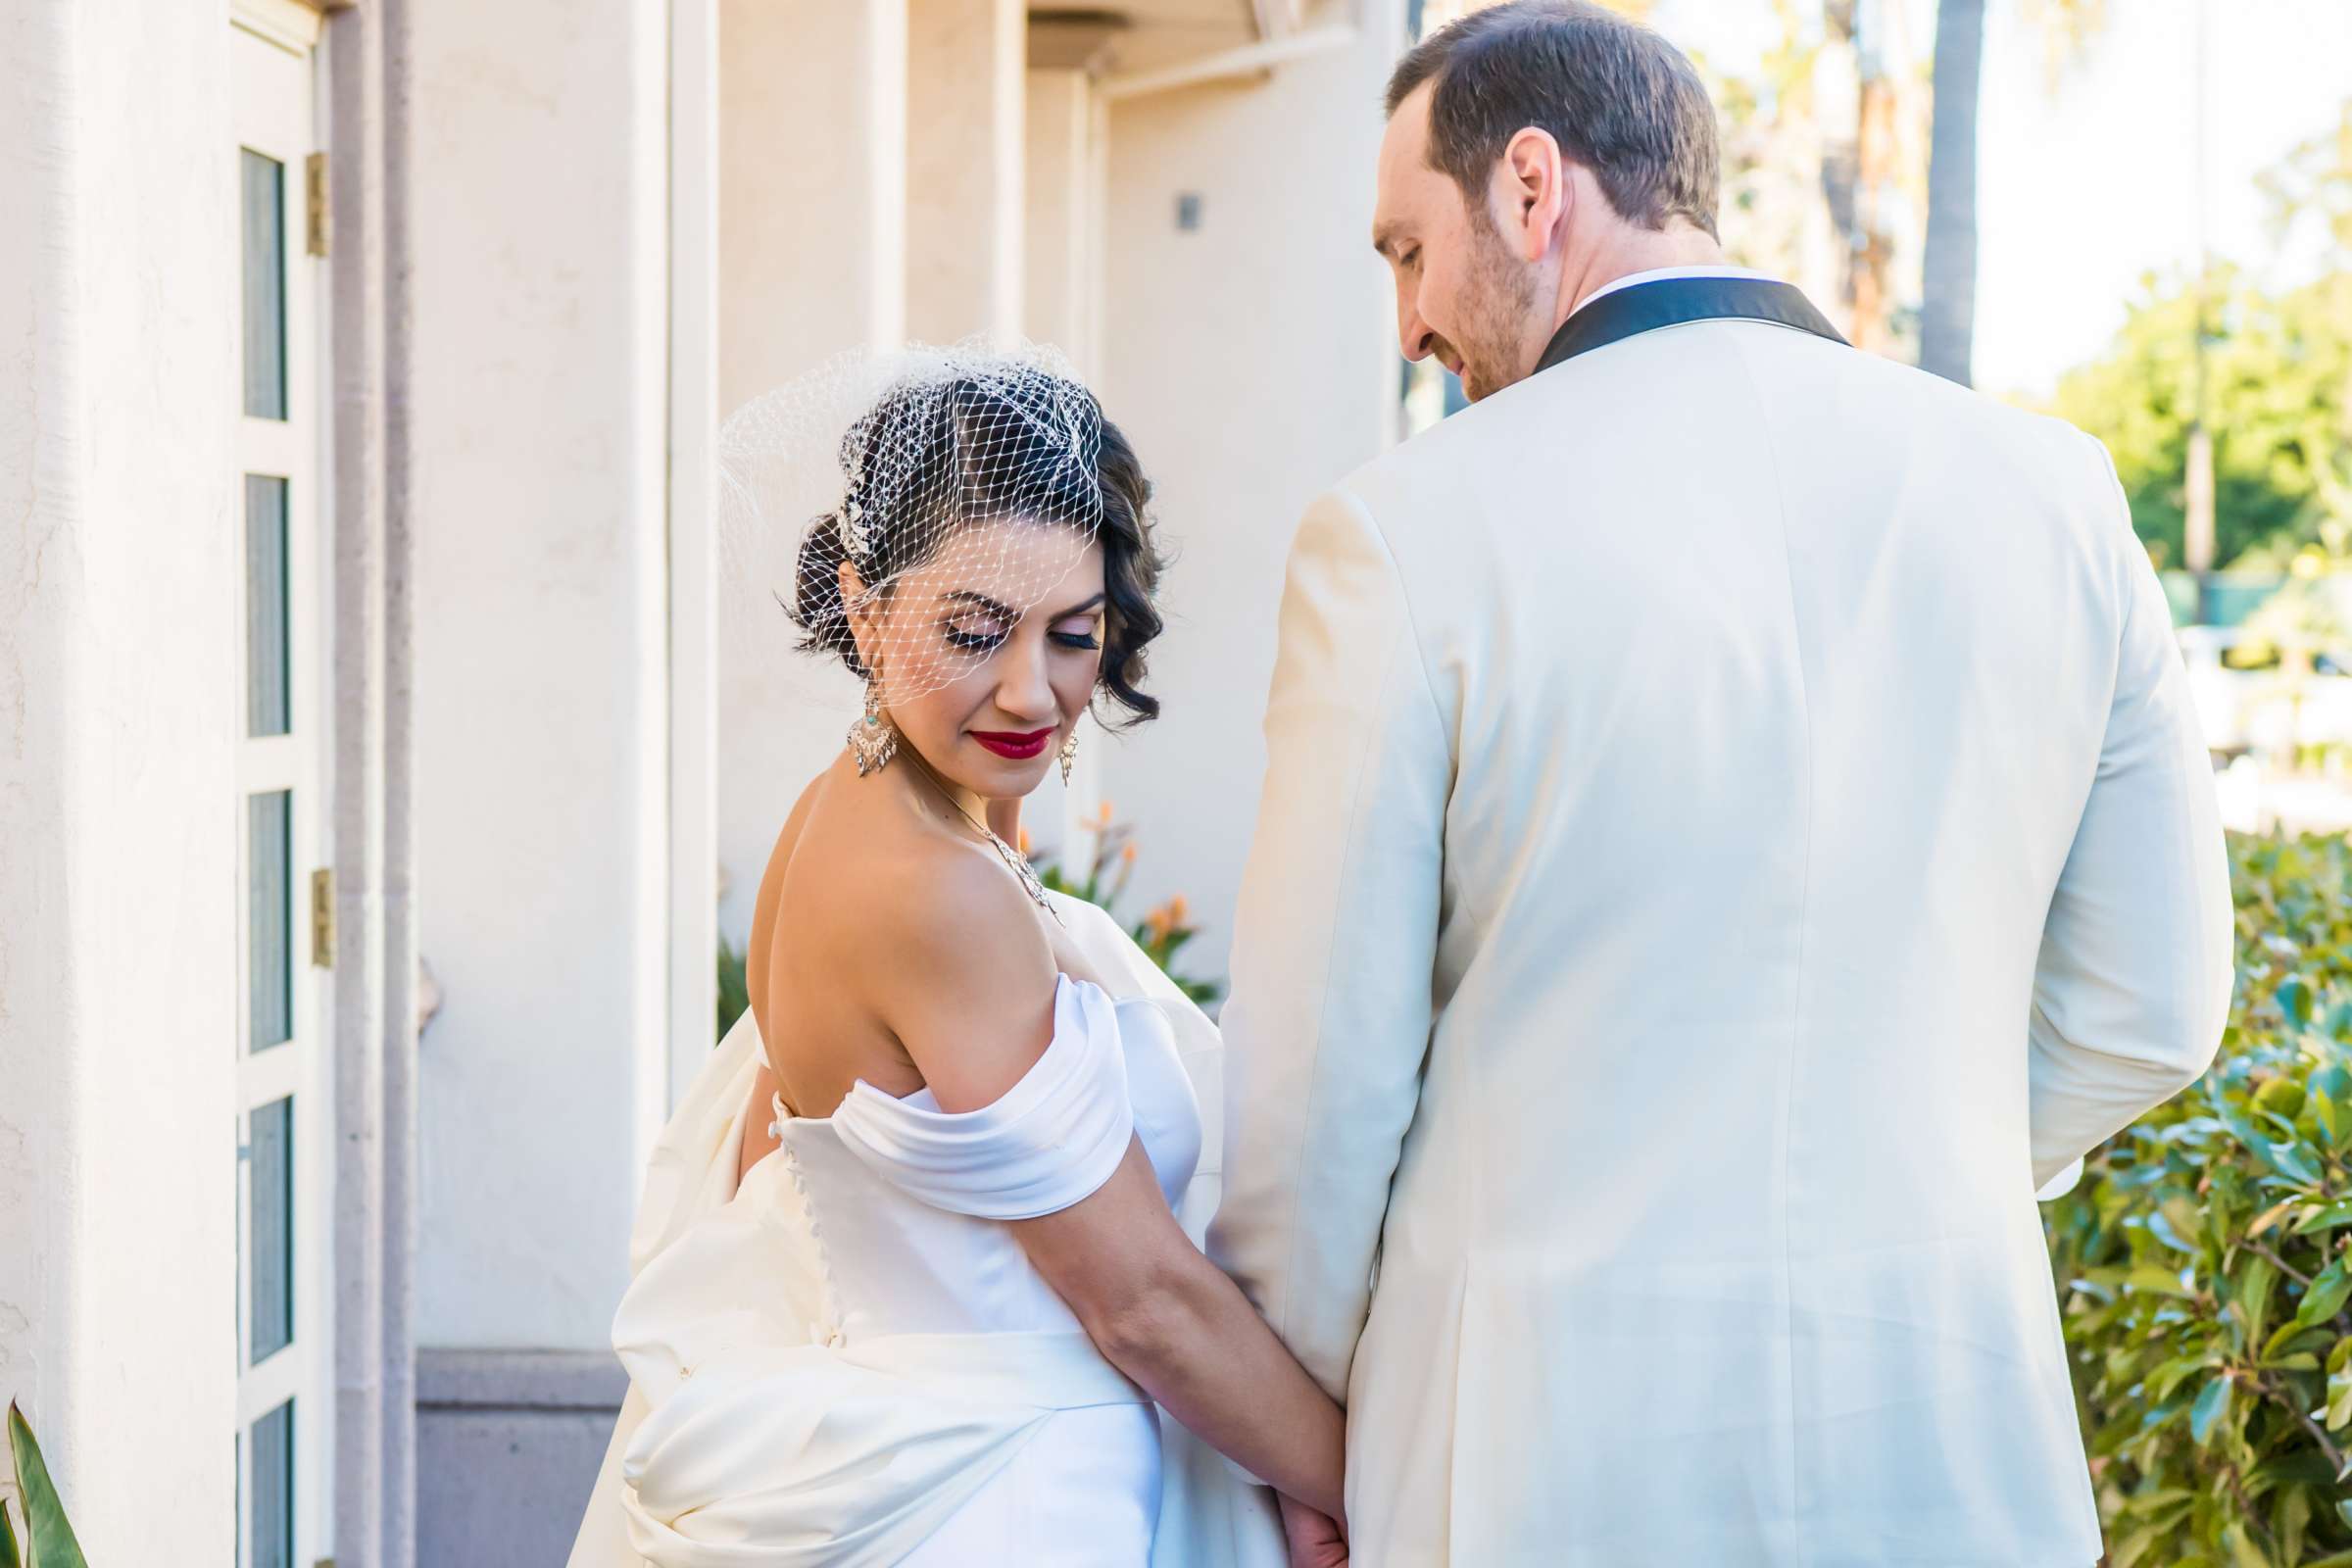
848, 678, 899, 776
1058, 723, 1081, 789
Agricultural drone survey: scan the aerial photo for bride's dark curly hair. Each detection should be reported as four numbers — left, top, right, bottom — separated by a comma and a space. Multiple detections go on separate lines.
791, 370, 1167, 726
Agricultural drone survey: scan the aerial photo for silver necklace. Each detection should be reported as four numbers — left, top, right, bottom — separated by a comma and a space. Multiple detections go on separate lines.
907, 760, 1063, 928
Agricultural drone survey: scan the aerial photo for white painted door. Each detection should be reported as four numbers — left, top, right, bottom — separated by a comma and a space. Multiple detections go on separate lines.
232, 6, 332, 1565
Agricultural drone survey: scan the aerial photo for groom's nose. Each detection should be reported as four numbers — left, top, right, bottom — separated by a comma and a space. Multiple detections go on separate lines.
1396, 289, 1436, 363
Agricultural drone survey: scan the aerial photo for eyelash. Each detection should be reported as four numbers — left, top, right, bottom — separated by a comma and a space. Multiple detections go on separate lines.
940, 623, 1101, 654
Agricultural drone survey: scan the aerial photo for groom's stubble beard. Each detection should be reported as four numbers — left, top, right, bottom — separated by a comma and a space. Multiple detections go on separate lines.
1454, 205, 1544, 403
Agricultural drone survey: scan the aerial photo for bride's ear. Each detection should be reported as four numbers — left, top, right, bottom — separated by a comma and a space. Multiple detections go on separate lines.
839, 558, 882, 674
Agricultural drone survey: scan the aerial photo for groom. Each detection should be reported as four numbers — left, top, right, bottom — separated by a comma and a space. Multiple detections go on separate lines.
1210, 3, 2232, 1563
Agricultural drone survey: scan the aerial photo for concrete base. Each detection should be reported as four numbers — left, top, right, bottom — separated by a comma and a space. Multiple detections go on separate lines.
416, 1349, 625, 1568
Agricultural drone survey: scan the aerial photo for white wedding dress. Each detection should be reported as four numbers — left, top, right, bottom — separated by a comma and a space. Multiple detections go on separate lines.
566, 891, 1285, 1568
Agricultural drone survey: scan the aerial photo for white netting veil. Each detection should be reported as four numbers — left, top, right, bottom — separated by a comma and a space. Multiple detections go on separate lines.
718, 338, 1107, 714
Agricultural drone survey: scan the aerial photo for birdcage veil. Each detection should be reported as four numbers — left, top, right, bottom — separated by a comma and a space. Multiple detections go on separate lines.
717, 337, 1107, 711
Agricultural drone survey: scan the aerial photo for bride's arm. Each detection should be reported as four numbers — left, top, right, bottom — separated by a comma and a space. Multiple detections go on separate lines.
1013, 1149, 1348, 1523
865, 848, 1348, 1525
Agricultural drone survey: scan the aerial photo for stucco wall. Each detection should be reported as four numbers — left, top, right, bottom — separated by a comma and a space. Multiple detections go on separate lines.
409, 0, 671, 1352
714, 0, 911, 948
0, 0, 240, 1555
1095, 15, 1403, 978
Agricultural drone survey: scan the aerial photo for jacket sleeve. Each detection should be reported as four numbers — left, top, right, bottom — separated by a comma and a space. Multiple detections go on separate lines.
2027, 441, 2235, 1188
1205, 486, 1451, 1400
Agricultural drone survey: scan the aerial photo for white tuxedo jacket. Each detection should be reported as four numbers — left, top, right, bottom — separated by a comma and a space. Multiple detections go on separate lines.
1208, 312, 2232, 1565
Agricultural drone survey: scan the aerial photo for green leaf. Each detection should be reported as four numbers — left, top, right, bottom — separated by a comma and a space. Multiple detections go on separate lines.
1, 1496, 19, 1568
2281, 1483, 2313, 1567
2225, 1520, 2274, 1568
2155, 1198, 2206, 1251
2263, 1319, 2319, 1361
2126, 1264, 2199, 1298
2240, 1255, 2281, 1347
2109, 1521, 2166, 1568
2297, 1260, 2352, 1329
2326, 1368, 2352, 1430
6, 1402, 87, 1568
2267, 1139, 2325, 1186
2281, 977, 2314, 1028
2250, 1198, 2301, 1237
2293, 1199, 2352, 1235
2153, 1355, 2219, 1400
2193, 1375, 2236, 1447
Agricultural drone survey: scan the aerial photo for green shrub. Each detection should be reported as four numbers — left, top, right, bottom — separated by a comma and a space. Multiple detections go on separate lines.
2046, 833, 2352, 1566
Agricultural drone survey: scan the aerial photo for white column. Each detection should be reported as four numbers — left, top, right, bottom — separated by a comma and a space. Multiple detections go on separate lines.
0, 0, 239, 1557
714, 0, 912, 948
719, 0, 909, 413
905, 0, 1025, 344
669, 0, 721, 1113
1024, 69, 1098, 373
408, 0, 672, 1351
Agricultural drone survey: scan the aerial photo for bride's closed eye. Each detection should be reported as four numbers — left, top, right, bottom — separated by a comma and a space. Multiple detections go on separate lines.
1050, 614, 1102, 653
942, 612, 1012, 653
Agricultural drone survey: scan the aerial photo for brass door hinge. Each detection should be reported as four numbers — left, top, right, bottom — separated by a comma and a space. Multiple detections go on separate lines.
305, 151, 329, 257
311, 866, 336, 968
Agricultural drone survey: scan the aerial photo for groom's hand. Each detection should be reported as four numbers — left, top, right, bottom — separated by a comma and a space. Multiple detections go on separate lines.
1278, 1493, 1348, 1568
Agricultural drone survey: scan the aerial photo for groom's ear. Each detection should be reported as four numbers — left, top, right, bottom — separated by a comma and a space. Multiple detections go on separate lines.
1496, 125, 1568, 263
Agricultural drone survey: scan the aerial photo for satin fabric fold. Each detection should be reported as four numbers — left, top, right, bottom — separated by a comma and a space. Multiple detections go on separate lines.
569, 894, 1286, 1568
831, 976, 1141, 1220
616, 1328, 1148, 1567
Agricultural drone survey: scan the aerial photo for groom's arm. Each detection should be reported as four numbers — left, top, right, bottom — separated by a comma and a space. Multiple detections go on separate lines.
2027, 441, 2233, 1188
1207, 485, 1450, 1402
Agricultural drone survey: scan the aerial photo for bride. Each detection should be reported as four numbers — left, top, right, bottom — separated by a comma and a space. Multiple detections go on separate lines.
567, 347, 1345, 1566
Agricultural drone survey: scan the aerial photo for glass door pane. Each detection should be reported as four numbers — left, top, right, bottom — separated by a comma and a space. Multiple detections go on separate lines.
240, 150, 286, 420
249, 1399, 293, 1568
247, 790, 292, 1053
248, 1097, 293, 1363
245, 475, 290, 737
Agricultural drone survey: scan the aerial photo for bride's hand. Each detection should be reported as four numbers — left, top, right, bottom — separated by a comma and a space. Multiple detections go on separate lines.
1278, 1494, 1348, 1568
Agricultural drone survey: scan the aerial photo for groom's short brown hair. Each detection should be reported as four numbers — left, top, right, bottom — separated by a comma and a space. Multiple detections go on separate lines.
1386, 0, 1721, 240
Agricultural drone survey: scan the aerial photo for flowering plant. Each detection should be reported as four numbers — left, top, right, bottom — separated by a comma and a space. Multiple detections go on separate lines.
1027, 802, 1223, 1008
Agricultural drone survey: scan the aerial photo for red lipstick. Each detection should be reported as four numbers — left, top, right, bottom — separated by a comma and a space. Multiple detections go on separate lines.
971, 726, 1055, 760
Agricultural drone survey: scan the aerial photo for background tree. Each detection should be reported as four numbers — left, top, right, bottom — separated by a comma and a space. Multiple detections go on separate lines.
2044, 266, 2351, 569
1921, 0, 2113, 385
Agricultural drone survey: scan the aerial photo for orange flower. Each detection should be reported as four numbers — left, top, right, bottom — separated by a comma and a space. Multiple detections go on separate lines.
1017, 827, 1033, 857
1121, 843, 1138, 864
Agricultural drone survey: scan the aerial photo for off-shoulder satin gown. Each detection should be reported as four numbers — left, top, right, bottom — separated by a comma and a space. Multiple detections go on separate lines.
565, 892, 1285, 1568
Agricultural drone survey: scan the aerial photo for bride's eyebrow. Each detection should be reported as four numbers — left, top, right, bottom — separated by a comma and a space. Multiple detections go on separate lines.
937, 590, 1018, 619
935, 589, 1105, 621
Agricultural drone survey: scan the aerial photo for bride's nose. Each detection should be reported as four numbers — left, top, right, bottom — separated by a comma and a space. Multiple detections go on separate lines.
992, 634, 1057, 723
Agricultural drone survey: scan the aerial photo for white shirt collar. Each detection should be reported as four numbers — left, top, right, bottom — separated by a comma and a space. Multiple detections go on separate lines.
1575, 265, 1776, 315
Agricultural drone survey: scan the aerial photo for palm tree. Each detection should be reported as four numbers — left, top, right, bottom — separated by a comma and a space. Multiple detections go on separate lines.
1919, 0, 1985, 384
1920, 0, 2112, 387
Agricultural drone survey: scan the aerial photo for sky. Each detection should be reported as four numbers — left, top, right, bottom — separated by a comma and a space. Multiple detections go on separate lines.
1651, 0, 2352, 399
